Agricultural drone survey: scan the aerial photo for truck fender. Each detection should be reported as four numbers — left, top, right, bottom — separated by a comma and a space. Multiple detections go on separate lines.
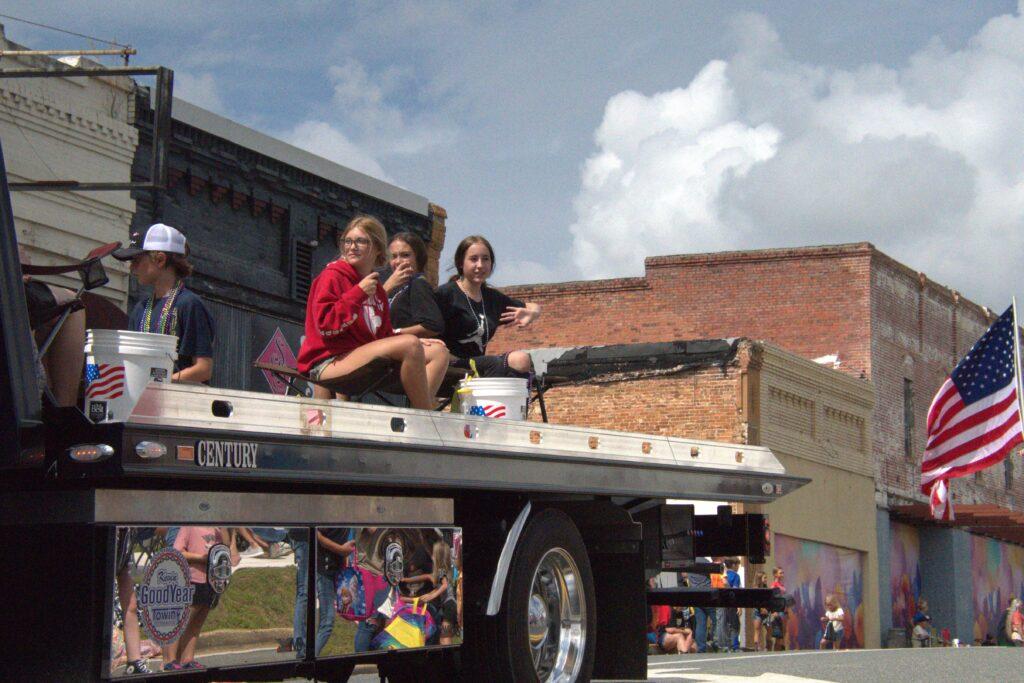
485, 500, 531, 616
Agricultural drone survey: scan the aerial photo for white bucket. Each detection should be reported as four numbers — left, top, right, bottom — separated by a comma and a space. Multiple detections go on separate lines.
457, 377, 529, 421
83, 329, 178, 423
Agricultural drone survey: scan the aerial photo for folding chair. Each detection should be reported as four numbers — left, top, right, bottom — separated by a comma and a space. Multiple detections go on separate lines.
254, 357, 403, 401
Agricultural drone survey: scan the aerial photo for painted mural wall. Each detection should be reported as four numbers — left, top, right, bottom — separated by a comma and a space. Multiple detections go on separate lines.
774, 534, 865, 649
890, 522, 922, 631
971, 535, 1024, 642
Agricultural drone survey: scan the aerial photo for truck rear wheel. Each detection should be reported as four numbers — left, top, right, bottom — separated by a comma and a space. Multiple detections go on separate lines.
501, 508, 595, 682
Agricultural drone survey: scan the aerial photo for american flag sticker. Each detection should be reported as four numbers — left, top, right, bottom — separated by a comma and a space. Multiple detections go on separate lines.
85, 363, 126, 400
304, 408, 327, 427
469, 401, 507, 419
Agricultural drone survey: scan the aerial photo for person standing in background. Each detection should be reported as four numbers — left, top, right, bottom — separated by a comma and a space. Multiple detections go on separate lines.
681, 557, 714, 653
751, 571, 769, 651
725, 558, 742, 651
768, 567, 787, 651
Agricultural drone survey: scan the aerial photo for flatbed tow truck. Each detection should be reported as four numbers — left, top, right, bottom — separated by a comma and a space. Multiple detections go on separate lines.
0, 139, 806, 682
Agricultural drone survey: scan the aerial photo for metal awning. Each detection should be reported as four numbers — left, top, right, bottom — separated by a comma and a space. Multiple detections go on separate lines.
891, 503, 1024, 546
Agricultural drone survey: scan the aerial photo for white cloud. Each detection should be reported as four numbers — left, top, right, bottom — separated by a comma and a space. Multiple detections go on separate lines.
279, 57, 456, 183
569, 5, 1024, 308
174, 72, 227, 114
571, 60, 780, 278
283, 120, 389, 181
323, 59, 453, 157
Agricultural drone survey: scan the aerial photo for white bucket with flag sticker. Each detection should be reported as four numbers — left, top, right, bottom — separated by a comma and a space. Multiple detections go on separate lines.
84, 329, 177, 423
457, 377, 529, 420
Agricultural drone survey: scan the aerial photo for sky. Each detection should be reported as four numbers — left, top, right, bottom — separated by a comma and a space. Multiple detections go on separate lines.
2, 1, 1021, 310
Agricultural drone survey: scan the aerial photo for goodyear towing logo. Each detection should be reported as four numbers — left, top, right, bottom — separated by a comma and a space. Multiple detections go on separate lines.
137, 548, 194, 645
195, 440, 259, 469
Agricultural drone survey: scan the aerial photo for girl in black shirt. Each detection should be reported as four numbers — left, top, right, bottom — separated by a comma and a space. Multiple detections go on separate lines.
379, 232, 444, 338
434, 235, 540, 378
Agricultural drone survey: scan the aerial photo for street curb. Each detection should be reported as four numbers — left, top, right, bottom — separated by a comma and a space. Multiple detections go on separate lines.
199, 627, 291, 652
197, 628, 377, 674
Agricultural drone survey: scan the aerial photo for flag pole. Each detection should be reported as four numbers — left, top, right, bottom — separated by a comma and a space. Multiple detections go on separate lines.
1014, 297, 1024, 432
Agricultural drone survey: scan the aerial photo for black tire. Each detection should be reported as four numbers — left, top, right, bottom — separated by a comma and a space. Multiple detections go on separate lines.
499, 508, 596, 682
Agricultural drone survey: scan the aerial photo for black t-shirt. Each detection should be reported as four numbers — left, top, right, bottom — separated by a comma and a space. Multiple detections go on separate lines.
128, 287, 215, 373
318, 527, 351, 573
404, 547, 434, 597
434, 281, 524, 359
377, 268, 444, 334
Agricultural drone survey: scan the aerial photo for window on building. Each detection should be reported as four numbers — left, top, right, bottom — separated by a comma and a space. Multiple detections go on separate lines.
903, 378, 914, 459
291, 239, 314, 302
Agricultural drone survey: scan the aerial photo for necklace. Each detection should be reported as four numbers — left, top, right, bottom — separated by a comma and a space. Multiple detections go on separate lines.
141, 280, 184, 335
388, 275, 414, 308
459, 279, 488, 350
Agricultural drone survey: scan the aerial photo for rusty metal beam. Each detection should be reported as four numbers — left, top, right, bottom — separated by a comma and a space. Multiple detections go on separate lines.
0, 65, 159, 78
7, 181, 155, 192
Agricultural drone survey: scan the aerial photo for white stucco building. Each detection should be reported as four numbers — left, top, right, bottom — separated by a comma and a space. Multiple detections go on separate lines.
0, 25, 138, 305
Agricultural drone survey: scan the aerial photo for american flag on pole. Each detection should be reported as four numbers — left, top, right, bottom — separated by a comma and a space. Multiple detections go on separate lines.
921, 306, 1024, 520
85, 363, 125, 400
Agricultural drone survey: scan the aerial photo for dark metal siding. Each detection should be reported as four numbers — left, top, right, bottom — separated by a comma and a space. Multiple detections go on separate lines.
131, 94, 432, 392
204, 297, 304, 393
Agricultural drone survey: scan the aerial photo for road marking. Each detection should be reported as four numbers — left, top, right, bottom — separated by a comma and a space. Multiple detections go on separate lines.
649, 673, 834, 682
682, 647, 915, 664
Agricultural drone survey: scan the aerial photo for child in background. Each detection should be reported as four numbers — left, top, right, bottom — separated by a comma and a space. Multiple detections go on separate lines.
421, 541, 459, 645
167, 526, 239, 670
752, 571, 769, 651
819, 594, 845, 650
115, 529, 150, 674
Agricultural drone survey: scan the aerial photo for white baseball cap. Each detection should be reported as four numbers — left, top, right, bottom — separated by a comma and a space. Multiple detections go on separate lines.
113, 223, 188, 260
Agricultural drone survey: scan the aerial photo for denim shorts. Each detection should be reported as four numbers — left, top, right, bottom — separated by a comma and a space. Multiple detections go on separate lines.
308, 356, 337, 381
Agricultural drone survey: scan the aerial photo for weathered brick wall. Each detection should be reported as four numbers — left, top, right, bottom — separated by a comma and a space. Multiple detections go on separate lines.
869, 252, 1024, 508
491, 242, 1023, 512
531, 363, 745, 444
494, 244, 874, 380
425, 204, 447, 287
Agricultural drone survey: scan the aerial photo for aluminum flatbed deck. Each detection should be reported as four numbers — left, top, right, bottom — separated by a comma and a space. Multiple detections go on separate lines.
97, 383, 807, 503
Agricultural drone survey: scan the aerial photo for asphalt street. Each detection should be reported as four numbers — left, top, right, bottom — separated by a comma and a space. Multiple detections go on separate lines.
153, 646, 1020, 681
639, 647, 1023, 682
337, 647, 1022, 682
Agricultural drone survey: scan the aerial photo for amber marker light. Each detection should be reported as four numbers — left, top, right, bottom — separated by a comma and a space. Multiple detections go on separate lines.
67, 444, 114, 463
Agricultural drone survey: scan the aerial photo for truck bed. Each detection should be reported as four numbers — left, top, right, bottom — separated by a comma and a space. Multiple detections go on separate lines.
103, 383, 807, 502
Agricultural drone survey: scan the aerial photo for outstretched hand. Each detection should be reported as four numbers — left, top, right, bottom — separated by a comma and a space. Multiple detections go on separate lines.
500, 306, 537, 328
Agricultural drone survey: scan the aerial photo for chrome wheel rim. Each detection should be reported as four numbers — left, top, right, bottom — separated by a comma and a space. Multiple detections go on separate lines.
528, 548, 586, 682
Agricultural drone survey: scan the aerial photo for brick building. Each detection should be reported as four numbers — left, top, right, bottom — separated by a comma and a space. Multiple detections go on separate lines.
529, 338, 878, 648
491, 242, 1024, 645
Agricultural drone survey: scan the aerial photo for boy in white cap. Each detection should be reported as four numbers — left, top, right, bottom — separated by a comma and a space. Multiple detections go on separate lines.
114, 223, 215, 383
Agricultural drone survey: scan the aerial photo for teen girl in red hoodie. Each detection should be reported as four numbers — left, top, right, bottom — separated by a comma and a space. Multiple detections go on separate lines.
297, 216, 448, 409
